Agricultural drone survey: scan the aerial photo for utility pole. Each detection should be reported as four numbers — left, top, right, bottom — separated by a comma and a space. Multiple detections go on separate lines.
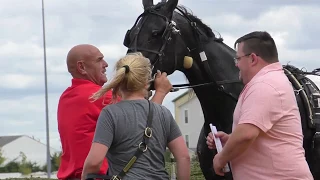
41, 0, 51, 178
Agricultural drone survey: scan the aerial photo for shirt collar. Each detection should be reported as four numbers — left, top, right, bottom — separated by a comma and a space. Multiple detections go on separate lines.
249, 62, 282, 83
71, 78, 100, 87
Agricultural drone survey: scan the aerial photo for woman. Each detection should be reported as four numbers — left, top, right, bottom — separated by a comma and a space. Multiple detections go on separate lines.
82, 52, 190, 180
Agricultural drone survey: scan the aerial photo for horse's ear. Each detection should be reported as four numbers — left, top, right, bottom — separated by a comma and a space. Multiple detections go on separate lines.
142, 0, 153, 9
165, 0, 178, 13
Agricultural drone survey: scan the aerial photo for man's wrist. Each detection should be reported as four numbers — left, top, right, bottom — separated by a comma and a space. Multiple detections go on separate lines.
219, 149, 229, 165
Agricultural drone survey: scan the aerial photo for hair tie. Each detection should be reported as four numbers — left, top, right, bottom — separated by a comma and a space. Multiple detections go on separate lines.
123, 65, 130, 74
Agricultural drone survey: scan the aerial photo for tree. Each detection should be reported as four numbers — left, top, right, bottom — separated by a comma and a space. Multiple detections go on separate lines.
0, 161, 19, 173
42, 151, 62, 172
19, 152, 32, 175
0, 148, 5, 165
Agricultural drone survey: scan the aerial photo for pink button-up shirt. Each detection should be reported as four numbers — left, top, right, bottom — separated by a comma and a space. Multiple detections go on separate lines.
231, 62, 313, 180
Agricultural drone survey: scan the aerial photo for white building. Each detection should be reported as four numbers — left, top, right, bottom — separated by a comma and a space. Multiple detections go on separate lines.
172, 90, 204, 155
0, 135, 59, 167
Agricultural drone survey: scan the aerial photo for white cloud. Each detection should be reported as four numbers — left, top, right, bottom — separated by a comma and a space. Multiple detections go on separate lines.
256, 6, 302, 32
99, 44, 128, 61
0, 42, 42, 58
0, 74, 36, 89
8, 120, 35, 126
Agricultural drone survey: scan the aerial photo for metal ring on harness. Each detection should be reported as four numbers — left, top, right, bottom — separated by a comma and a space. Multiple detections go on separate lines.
111, 175, 121, 180
138, 142, 148, 152
295, 88, 303, 95
144, 127, 152, 138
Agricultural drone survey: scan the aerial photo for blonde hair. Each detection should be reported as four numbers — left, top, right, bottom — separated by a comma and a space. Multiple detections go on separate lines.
90, 52, 152, 102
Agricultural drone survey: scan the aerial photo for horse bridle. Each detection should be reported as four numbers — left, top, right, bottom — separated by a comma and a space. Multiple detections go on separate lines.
123, 4, 182, 74
123, 5, 241, 101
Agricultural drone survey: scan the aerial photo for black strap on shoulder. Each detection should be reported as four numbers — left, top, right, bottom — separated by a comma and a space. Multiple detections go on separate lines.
112, 100, 154, 180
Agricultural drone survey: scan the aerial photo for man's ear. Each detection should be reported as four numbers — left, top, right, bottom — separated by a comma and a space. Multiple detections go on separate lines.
77, 61, 87, 75
250, 53, 258, 65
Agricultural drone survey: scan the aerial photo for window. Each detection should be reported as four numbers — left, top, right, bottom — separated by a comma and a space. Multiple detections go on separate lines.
184, 109, 188, 123
185, 135, 189, 148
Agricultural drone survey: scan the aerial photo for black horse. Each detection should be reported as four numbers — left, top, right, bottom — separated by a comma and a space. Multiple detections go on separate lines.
123, 0, 320, 179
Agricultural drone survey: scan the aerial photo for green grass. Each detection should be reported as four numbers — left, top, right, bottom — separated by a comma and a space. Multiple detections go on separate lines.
165, 161, 205, 179
3, 161, 205, 180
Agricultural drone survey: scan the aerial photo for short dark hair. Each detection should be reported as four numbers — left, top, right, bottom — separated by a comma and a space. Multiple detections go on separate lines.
234, 31, 279, 63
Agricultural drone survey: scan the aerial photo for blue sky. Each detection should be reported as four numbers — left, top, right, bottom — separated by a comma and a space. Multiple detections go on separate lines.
0, 0, 319, 151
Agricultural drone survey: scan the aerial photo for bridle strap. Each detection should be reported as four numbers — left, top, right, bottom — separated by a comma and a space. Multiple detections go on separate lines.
172, 79, 242, 89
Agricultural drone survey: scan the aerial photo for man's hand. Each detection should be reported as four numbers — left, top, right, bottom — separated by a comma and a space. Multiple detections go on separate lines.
213, 153, 228, 176
154, 70, 172, 95
206, 131, 229, 150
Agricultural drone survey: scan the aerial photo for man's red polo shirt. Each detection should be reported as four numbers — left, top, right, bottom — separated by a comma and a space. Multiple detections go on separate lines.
57, 78, 112, 180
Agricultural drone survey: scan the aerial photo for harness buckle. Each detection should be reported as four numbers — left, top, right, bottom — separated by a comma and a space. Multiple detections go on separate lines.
218, 85, 225, 91
111, 175, 121, 180
171, 20, 177, 26
294, 88, 303, 95
138, 142, 148, 152
144, 127, 152, 138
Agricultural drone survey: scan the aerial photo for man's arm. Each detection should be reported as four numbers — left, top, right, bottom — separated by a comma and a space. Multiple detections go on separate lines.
218, 123, 260, 164
218, 82, 281, 164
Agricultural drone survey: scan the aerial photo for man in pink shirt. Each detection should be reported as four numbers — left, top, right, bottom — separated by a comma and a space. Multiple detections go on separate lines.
206, 31, 313, 179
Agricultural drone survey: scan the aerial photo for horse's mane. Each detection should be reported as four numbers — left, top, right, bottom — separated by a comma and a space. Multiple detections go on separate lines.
153, 2, 216, 38
176, 5, 216, 38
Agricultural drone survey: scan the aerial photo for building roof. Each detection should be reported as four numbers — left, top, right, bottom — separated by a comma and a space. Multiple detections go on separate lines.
0, 135, 22, 147
171, 89, 194, 102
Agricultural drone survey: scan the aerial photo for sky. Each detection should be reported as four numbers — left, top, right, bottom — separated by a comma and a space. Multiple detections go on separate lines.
0, 0, 319, 151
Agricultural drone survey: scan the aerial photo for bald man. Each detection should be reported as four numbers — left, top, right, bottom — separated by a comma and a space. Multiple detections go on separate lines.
57, 44, 172, 180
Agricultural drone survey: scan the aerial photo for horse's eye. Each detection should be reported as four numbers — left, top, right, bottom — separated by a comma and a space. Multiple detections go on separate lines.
152, 30, 160, 37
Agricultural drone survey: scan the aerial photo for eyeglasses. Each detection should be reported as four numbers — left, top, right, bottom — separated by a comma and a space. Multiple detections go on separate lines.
233, 53, 251, 64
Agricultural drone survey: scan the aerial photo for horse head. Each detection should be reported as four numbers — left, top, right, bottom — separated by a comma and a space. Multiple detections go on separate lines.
124, 0, 196, 76
123, 0, 242, 94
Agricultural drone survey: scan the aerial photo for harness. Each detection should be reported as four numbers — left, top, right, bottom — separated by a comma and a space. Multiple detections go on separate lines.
284, 66, 320, 179
123, 4, 241, 102
283, 65, 320, 132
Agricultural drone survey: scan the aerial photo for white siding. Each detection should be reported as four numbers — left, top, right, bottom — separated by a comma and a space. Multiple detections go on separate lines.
177, 96, 204, 149
1, 136, 59, 167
